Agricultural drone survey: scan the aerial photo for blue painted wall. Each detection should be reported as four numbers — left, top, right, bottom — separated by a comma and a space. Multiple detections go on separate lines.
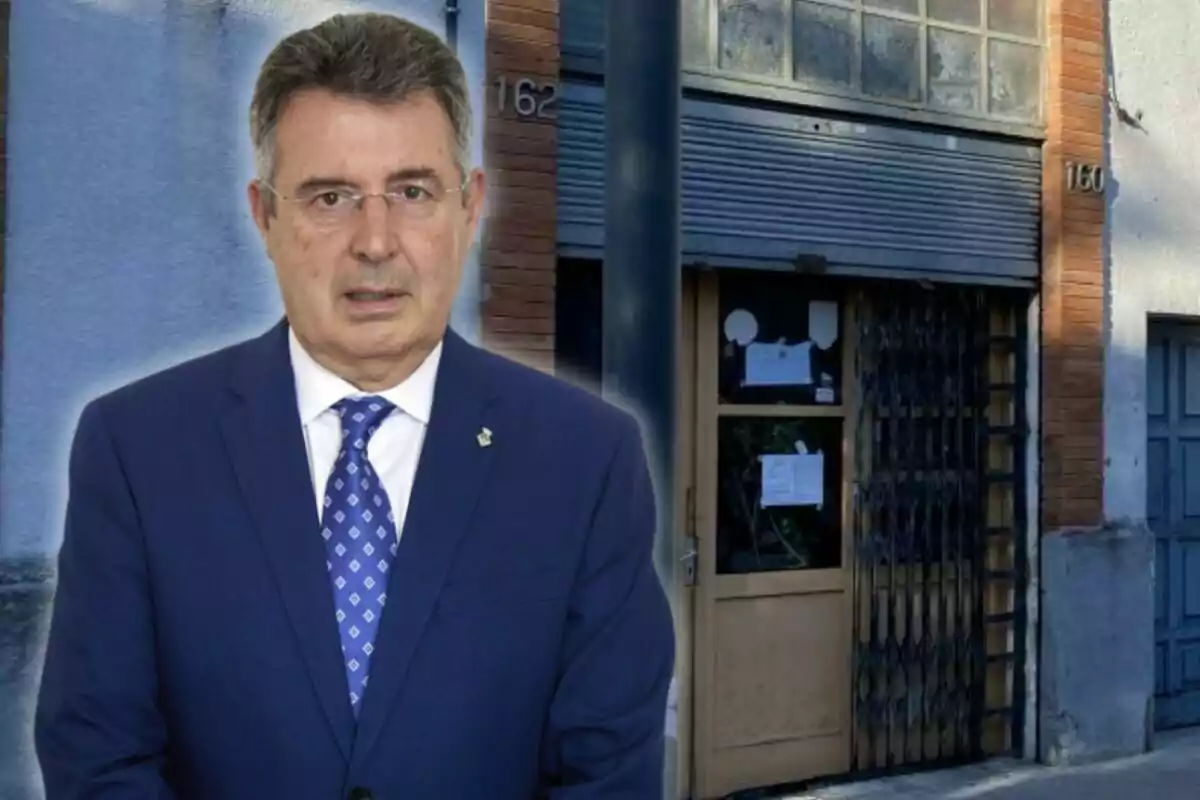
0, 0, 484, 559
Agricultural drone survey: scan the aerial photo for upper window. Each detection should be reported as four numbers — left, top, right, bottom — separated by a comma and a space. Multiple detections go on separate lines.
684, 0, 1043, 130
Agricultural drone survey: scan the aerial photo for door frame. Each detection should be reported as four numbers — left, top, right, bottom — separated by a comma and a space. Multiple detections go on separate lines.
673, 271, 699, 800
1147, 319, 1200, 730
682, 270, 858, 798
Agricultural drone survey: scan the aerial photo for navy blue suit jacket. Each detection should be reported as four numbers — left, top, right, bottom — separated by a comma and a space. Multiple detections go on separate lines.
34, 321, 675, 799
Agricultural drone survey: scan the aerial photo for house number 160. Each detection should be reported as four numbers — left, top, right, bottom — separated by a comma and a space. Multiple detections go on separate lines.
496, 76, 559, 120
1066, 162, 1106, 195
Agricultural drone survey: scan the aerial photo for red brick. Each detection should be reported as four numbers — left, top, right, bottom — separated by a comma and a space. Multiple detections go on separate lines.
485, 230, 556, 254
484, 252, 556, 272
1060, 0, 1105, 23
484, 0, 561, 364
488, 37, 559, 64
490, 183, 555, 205
486, 152, 557, 173
488, 283, 555, 304
488, 168, 556, 189
1063, 37, 1105, 57
485, 316, 555, 335
488, 19, 557, 46
484, 332, 556, 350
1058, 10, 1104, 33
490, 5, 558, 31
493, 0, 560, 17
486, 132, 557, 157
1061, 281, 1103, 299
489, 209, 557, 235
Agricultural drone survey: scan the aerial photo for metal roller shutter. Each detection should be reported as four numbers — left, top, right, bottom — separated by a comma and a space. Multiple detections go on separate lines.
557, 83, 1042, 284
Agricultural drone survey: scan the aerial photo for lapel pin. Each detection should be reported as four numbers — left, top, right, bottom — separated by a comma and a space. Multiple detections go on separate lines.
476, 427, 493, 448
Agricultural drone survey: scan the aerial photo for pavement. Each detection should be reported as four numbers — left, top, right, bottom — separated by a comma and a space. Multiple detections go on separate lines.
783, 727, 1200, 799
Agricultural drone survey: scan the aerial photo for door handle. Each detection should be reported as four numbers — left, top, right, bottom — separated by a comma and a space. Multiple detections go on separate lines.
681, 535, 698, 586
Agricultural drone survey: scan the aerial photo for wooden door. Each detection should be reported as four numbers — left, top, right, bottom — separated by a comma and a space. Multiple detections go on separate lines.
689, 270, 854, 799
1148, 322, 1200, 729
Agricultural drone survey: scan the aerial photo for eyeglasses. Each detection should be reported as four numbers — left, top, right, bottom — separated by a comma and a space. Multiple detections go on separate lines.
260, 176, 468, 229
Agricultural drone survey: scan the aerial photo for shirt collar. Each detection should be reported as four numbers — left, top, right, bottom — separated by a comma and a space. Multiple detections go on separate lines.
288, 327, 442, 427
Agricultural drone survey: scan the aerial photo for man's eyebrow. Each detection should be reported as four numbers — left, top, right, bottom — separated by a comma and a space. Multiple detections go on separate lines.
385, 167, 442, 185
292, 169, 444, 195
293, 177, 356, 195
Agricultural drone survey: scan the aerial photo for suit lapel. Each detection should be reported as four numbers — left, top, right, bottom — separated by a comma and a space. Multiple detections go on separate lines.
219, 320, 356, 761
349, 329, 503, 772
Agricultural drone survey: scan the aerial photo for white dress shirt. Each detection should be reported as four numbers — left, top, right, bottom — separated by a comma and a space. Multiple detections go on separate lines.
288, 328, 442, 544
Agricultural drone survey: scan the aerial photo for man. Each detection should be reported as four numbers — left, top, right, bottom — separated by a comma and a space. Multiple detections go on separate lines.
34, 12, 675, 799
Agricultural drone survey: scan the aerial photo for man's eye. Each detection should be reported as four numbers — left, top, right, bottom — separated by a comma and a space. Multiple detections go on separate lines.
400, 185, 432, 201
315, 192, 344, 207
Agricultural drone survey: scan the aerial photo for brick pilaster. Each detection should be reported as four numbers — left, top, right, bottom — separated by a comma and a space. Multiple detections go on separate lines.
1041, 0, 1107, 530
481, 1, 559, 373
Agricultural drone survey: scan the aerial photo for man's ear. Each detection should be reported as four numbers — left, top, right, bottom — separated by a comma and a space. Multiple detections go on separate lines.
247, 180, 271, 237
463, 168, 488, 242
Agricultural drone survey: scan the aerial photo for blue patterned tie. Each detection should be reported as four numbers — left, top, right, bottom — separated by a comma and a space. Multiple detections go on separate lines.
323, 396, 398, 717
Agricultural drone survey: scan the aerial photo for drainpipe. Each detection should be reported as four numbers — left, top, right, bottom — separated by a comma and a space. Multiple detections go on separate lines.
444, 0, 459, 51
602, 3, 681, 795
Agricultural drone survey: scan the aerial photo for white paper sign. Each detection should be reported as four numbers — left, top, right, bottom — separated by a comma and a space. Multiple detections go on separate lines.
723, 309, 758, 345
760, 453, 824, 507
744, 341, 812, 386
809, 301, 839, 349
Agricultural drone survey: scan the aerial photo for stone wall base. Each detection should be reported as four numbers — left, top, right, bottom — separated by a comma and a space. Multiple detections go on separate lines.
1, 559, 55, 799
1038, 523, 1155, 766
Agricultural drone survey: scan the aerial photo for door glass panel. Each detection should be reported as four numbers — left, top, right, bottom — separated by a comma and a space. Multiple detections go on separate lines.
717, 272, 844, 406
717, 416, 843, 573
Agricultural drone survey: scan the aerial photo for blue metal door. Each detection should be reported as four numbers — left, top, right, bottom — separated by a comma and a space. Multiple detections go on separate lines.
1148, 323, 1200, 729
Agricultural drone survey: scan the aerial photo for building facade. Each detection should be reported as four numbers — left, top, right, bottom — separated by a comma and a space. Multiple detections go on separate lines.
1106, 0, 1200, 739
483, 0, 1130, 798
0, 1, 1189, 798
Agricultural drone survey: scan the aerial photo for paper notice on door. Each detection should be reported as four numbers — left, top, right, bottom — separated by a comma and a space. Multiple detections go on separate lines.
760, 453, 824, 507
723, 308, 759, 345
744, 341, 812, 386
809, 301, 839, 349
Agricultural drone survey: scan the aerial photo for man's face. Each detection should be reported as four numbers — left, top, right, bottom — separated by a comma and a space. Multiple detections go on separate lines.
248, 88, 485, 386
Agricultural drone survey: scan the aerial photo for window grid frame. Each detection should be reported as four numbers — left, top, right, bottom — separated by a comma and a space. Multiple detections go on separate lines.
695, 0, 1045, 131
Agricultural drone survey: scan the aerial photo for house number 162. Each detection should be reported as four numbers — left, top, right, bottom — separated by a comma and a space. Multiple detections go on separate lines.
496, 76, 559, 120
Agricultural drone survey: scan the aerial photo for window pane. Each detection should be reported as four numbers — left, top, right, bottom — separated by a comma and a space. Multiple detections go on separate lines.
988, 0, 1040, 38
988, 38, 1040, 119
863, 14, 921, 101
864, 0, 919, 15
928, 28, 981, 112
793, 0, 855, 87
717, 416, 843, 574
683, 0, 710, 67
717, 272, 845, 407
928, 0, 982, 26
719, 0, 787, 77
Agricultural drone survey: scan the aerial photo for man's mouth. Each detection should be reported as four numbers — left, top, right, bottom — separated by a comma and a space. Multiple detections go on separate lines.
345, 290, 402, 302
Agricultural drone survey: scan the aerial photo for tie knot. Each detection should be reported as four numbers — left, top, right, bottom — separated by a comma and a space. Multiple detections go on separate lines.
334, 396, 395, 451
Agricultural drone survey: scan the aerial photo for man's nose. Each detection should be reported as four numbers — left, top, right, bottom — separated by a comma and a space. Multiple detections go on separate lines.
350, 195, 399, 262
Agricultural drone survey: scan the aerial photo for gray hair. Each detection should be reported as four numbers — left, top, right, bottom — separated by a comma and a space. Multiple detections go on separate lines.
249, 12, 472, 189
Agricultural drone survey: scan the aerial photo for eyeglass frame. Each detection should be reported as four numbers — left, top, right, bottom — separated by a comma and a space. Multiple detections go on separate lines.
257, 173, 471, 228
